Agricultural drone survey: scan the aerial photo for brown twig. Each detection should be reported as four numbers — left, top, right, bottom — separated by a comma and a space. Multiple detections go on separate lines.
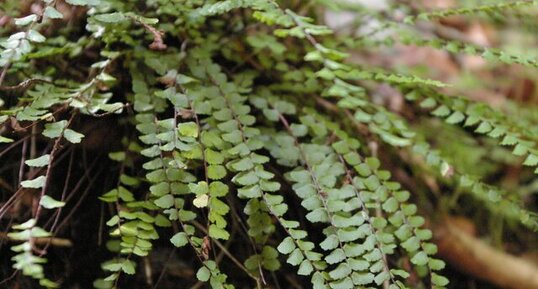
129, 16, 167, 51
191, 220, 259, 282
0, 63, 10, 86
0, 78, 52, 92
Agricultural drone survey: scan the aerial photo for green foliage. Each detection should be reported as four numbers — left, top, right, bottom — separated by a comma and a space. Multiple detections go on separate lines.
1, 0, 537, 288
404, 0, 538, 23
400, 35, 538, 68
406, 89, 538, 175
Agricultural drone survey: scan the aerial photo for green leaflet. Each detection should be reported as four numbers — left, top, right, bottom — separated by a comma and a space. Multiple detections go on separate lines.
39, 195, 66, 209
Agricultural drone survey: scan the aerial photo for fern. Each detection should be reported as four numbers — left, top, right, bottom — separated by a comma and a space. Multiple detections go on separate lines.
410, 141, 538, 231
404, 0, 538, 23
399, 34, 538, 68
1, 0, 537, 289
405, 89, 538, 173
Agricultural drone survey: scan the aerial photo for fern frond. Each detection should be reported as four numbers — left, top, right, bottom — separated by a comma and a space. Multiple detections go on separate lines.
411, 142, 538, 231
400, 34, 538, 68
308, 109, 449, 288
191, 0, 293, 26
406, 89, 538, 174
8, 219, 58, 288
124, 62, 238, 289
404, 0, 538, 23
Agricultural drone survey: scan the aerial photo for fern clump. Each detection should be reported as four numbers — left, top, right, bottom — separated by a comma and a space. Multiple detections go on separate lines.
1, 0, 537, 289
